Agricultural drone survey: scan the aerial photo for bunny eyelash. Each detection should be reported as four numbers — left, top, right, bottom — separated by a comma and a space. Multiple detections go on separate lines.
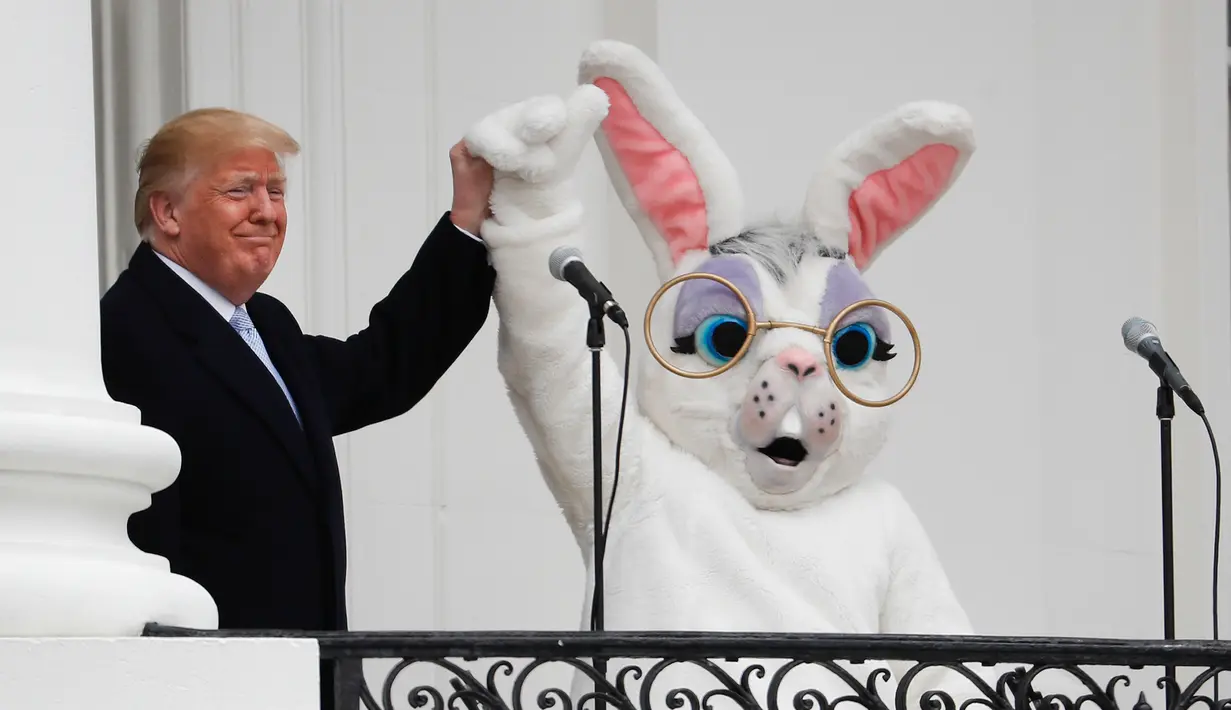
670, 324, 898, 362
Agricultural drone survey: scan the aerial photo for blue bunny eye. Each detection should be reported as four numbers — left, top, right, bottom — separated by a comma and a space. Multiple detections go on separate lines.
672, 314, 749, 367
832, 322, 878, 370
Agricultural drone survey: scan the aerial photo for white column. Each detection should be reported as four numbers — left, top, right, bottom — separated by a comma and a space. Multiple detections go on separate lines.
0, 1, 216, 635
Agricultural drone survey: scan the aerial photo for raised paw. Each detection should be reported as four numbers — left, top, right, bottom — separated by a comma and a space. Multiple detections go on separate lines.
464, 84, 610, 185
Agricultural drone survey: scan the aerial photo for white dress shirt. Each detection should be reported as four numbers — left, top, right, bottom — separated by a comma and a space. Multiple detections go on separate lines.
154, 250, 245, 322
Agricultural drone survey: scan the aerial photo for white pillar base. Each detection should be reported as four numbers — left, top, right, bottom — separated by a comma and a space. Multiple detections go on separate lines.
0, 398, 218, 636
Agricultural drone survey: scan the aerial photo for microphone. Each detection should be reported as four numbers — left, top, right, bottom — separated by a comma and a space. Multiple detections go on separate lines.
548, 246, 629, 328
1121, 316, 1205, 415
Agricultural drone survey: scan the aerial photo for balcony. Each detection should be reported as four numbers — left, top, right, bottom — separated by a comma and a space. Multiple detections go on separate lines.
143, 623, 1231, 710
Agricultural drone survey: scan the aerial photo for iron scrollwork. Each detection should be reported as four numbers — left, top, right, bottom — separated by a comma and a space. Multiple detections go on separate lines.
141, 625, 1231, 710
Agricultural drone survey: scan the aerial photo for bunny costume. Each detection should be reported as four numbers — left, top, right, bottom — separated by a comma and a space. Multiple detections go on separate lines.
465, 41, 993, 708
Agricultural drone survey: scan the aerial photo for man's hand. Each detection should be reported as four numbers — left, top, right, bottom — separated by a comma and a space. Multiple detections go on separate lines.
460, 86, 609, 229
448, 140, 493, 235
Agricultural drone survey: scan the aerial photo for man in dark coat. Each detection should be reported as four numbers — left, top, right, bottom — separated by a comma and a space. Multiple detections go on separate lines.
99, 107, 496, 707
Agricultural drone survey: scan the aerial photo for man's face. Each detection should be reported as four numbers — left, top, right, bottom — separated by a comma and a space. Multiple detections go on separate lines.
157, 146, 287, 304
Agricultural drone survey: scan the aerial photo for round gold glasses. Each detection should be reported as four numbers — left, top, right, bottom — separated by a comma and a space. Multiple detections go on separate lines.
643, 272, 923, 408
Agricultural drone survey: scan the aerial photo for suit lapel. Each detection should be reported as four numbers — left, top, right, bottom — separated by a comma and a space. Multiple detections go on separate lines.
245, 299, 334, 458
246, 297, 349, 597
126, 244, 320, 494
248, 300, 347, 506
197, 321, 321, 492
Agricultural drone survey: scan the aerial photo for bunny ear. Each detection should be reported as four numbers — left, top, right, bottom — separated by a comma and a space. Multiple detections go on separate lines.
802, 101, 976, 271
578, 41, 745, 280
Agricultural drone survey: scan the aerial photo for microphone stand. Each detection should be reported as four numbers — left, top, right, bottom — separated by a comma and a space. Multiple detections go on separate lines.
1157, 379, 1176, 706
586, 296, 608, 710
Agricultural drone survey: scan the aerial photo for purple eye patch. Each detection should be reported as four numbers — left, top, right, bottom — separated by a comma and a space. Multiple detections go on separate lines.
669, 255, 892, 345
672, 256, 763, 339
820, 262, 891, 342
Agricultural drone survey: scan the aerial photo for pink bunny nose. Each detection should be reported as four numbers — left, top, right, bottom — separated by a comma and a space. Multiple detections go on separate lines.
776, 347, 820, 380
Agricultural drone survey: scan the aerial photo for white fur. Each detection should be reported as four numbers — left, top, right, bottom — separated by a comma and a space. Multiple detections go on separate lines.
462, 41, 1062, 707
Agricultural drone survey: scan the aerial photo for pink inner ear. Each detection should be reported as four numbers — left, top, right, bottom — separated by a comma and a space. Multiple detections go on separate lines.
847, 143, 959, 270
592, 77, 709, 264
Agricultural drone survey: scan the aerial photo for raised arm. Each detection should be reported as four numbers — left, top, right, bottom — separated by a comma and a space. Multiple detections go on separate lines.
302, 212, 495, 435
464, 86, 648, 530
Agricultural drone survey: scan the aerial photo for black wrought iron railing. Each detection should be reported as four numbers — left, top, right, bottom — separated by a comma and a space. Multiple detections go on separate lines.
143, 624, 1231, 710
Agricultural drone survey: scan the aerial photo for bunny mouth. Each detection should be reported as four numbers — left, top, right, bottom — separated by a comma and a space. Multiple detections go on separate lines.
757, 437, 808, 467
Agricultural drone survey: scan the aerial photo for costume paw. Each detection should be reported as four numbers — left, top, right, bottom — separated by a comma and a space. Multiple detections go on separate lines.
464, 84, 610, 185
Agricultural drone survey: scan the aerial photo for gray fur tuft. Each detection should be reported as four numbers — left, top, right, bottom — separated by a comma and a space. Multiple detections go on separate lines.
708, 219, 845, 283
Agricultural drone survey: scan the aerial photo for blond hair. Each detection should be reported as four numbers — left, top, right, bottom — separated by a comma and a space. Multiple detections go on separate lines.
133, 107, 300, 241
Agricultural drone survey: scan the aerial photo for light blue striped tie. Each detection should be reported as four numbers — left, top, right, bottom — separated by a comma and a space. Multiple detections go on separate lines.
229, 307, 302, 426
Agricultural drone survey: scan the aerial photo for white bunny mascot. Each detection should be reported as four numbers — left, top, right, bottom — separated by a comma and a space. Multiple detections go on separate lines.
466, 40, 993, 708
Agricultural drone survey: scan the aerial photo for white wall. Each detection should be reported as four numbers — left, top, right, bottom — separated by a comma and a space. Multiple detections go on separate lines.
93, 0, 1230, 643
